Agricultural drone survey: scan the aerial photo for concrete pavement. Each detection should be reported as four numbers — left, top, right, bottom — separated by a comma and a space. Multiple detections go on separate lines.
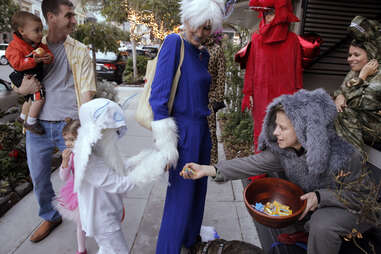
0, 86, 260, 254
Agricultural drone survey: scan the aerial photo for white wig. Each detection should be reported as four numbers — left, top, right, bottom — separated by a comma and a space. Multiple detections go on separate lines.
180, 0, 225, 32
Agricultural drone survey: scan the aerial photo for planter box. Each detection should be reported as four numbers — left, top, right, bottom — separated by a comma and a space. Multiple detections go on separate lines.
0, 192, 20, 217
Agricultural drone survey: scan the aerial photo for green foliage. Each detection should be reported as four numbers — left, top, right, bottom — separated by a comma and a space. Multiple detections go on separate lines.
100, 0, 129, 24
142, 0, 180, 32
220, 34, 253, 156
72, 22, 130, 53
0, 0, 19, 33
100, 0, 180, 32
123, 55, 149, 83
220, 111, 253, 145
0, 122, 29, 196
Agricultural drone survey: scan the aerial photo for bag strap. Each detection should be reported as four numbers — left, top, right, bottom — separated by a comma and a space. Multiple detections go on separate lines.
167, 34, 184, 115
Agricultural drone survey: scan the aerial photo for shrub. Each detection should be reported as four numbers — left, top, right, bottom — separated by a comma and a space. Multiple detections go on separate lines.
220, 34, 253, 157
123, 55, 149, 83
0, 122, 29, 197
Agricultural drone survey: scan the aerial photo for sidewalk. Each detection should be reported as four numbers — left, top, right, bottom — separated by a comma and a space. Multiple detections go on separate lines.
0, 87, 260, 254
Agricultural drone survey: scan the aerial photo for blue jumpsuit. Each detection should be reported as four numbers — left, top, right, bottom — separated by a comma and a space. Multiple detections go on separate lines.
150, 33, 212, 254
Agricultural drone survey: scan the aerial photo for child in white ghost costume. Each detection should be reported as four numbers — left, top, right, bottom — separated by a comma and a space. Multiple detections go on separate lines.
73, 98, 136, 254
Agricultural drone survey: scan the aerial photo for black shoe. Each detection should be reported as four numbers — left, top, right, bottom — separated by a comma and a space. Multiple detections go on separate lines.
24, 122, 45, 135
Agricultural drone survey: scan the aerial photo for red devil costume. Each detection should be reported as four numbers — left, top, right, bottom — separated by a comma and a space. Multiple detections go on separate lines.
241, 0, 303, 151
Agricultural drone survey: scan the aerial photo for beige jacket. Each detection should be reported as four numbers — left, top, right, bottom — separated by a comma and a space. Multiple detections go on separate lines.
42, 35, 96, 107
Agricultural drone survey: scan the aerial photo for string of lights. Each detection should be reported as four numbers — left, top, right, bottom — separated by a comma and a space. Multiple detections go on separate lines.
123, 1, 176, 42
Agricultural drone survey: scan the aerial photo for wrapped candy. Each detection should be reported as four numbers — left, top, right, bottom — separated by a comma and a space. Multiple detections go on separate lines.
181, 167, 195, 176
253, 200, 292, 216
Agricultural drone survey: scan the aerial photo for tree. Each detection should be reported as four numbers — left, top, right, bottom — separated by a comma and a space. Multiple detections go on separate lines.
71, 22, 130, 77
143, 0, 180, 35
0, 0, 20, 33
88, 0, 181, 81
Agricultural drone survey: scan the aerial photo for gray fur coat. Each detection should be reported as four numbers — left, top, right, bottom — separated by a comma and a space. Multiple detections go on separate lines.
216, 89, 369, 213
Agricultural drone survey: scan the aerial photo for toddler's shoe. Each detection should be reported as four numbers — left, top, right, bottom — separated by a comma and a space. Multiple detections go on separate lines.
16, 116, 24, 124
76, 249, 87, 254
24, 121, 45, 135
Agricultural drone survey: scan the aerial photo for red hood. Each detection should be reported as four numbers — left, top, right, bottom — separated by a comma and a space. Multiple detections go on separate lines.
249, 0, 299, 43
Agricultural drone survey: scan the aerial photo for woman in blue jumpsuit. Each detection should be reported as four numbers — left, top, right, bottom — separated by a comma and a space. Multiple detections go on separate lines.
150, 32, 211, 253
149, 1, 224, 253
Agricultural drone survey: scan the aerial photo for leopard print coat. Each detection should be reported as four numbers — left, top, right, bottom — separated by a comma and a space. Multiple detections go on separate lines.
204, 38, 226, 164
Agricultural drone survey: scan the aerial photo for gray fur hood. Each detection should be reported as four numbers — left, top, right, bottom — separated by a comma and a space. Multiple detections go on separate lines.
258, 89, 356, 191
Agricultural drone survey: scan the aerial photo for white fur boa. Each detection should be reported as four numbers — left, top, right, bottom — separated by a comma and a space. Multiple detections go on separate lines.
124, 117, 178, 186
151, 117, 179, 169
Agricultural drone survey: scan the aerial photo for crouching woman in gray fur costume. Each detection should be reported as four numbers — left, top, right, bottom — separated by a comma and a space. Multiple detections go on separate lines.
181, 89, 377, 254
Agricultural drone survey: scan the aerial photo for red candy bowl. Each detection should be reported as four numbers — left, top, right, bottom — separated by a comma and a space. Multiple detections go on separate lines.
244, 177, 307, 228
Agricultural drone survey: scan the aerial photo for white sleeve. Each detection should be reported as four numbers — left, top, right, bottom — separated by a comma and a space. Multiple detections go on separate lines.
84, 158, 134, 194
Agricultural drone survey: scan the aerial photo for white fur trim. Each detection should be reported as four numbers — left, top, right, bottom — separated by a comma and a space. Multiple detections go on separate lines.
73, 121, 101, 193
124, 149, 156, 169
126, 149, 168, 186
151, 118, 179, 169
180, 0, 225, 32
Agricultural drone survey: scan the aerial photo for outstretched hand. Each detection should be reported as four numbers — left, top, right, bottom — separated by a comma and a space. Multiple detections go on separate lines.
180, 163, 216, 180
298, 192, 318, 220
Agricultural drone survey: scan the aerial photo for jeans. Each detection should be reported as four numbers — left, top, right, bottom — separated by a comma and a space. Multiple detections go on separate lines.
26, 120, 66, 221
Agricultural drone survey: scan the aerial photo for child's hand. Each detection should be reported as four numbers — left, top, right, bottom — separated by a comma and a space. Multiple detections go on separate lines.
180, 163, 216, 180
61, 148, 72, 168
34, 53, 52, 64
33, 54, 44, 63
41, 54, 53, 64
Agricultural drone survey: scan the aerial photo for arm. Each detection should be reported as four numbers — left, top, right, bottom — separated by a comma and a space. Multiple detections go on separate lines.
5, 44, 38, 71
334, 71, 354, 112
149, 34, 182, 120
81, 90, 96, 104
182, 149, 284, 181
59, 149, 73, 181
79, 48, 96, 105
148, 34, 182, 169
85, 158, 134, 194
241, 37, 256, 112
295, 37, 303, 90
214, 149, 284, 181
213, 46, 226, 111
59, 165, 71, 181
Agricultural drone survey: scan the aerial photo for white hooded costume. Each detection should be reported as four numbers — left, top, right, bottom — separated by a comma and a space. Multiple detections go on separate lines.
73, 98, 134, 253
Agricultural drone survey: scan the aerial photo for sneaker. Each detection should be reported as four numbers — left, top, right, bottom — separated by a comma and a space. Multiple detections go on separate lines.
24, 121, 45, 135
